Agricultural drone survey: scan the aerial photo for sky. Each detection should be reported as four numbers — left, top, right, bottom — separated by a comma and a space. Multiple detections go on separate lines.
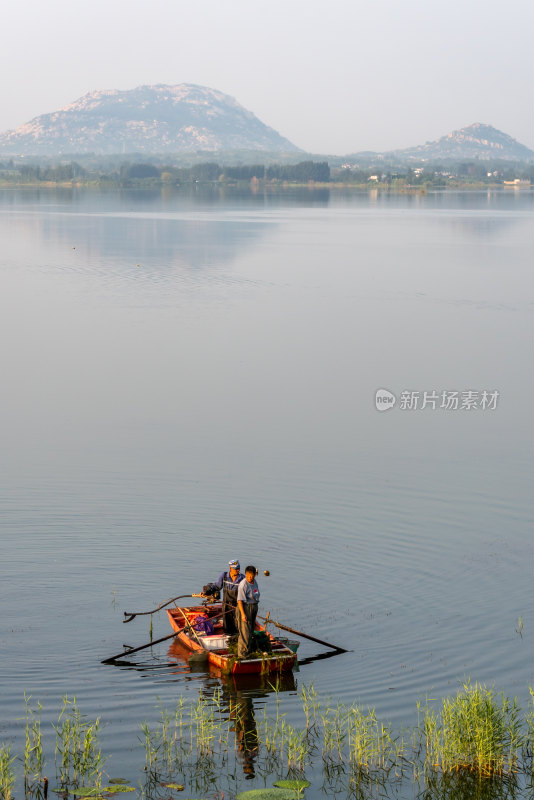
2, 0, 534, 155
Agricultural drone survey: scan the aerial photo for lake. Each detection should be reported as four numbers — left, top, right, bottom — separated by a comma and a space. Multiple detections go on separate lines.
1, 185, 533, 798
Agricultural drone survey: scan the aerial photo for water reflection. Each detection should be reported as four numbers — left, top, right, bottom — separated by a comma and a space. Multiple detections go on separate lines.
0, 203, 271, 279
105, 638, 297, 779
228, 690, 259, 778
167, 640, 296, 779
166, 638, 296, 689
418, 770, 521, 800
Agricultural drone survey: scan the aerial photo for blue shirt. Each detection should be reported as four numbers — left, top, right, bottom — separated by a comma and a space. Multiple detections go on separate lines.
212, 570, 245, 594
237, 578, 260, 604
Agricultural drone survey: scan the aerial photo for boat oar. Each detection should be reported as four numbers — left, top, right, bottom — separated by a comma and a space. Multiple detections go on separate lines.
122, 594, 196, 623
104, 600, 220, 664
101, 631, 179, 663
258, 614, 348, 653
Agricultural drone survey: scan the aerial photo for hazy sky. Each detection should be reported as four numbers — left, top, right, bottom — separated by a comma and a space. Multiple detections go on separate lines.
2, 0, 534, 155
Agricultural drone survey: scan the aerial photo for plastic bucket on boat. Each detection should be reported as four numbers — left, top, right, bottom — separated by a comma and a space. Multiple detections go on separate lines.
276, 636, 300, 653
198, 634, 228, 650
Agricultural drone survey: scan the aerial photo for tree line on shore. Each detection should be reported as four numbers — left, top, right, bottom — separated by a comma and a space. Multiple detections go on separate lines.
0, 159, 331, 184
1, 157, 533, 186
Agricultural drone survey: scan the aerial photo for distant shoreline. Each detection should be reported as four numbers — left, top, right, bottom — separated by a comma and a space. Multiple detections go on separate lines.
0, 178, 530, 192
1, 155, 532, 191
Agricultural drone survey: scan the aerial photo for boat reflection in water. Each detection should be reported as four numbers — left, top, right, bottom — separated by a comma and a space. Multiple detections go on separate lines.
167, 638, 296, 779
230, 691, 258, 778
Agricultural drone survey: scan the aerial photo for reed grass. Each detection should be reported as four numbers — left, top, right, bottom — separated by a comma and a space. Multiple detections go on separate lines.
0, 745, 16, 800
300, 683, 320, 732
320, 703, 347, 764
141, 689, 235, 780
23, 694, 44, 788
4, 682, 534, 799
421, 681, 523, 776
262, 682, 311, 768
140, 721, 160, 775
53, 696, 104, 788
347, 706, 400, 772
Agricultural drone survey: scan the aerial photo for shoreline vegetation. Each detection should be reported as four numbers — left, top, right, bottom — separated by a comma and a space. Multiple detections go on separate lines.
0, 158, 533, 191
3, 682, 534, 800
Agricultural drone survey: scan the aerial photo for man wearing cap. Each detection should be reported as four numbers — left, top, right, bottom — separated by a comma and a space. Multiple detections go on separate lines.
202, 560, 245, 635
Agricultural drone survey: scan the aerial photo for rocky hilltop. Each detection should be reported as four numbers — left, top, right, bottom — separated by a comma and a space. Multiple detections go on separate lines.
0, 84, 300, 155
344, 123, 534, 164
395, 123, 534, 161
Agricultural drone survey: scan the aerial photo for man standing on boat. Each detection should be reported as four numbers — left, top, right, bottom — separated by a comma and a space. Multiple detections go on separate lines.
236, 566, 260, 659
202, 559, 244, 635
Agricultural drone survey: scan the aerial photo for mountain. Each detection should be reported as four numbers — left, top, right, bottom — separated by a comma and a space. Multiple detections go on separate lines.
395, 123, 534, 161
0, 84, 300, 156
344, 123, 534, 164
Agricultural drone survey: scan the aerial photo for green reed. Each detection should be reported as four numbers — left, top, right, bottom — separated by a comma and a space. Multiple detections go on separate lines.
190, 689, 228, 756
259, 687, 406, 775
320, 703, 348, 764
285, 724, 310, 771
5, 682, 534, 800
140, 721, 161, 776
260, 713, 310, 771
53, 696, 104, 787
259, 682, 293, 766
420, 681, 524, 776
258, 683, 313, 771
141, 689, 235, 780
347, 705, 401, 773
23, 694, 44, 788
300, 682, 320, 732
0, 745, 16, 800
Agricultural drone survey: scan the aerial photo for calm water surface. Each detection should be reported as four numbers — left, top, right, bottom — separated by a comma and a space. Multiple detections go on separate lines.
1, 186, 533, 796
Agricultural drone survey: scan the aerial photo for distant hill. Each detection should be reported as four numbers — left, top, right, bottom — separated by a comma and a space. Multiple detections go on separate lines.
345, 123, 534, 164
0, 84, 301, 156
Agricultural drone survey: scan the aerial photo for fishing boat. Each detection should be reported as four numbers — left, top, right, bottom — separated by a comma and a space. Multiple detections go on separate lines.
167, 603, 298, 675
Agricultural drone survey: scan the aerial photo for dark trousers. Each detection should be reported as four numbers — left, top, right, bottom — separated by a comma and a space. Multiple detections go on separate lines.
222, 600, 238, 635
237, 602, 258, 658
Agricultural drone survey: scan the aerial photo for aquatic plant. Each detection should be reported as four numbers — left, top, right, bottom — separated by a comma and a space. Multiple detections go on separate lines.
0, 744, 16, 800
258, 685, 312, 771
141, 689, 235, 782
320, 703, 347, 764
236, 790, 302, 800
346, 705, 399, 773
7, 682, 534, 800
23, 694, 45, 788
299, 684, 320, 732
285, 724, 310, 771
421, 681, 523, 776
419, 766, 518, 800
189, 688, 233, 757
140, 722, 161, 776
273, 778, 310, 792
53, 696, 105, 788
